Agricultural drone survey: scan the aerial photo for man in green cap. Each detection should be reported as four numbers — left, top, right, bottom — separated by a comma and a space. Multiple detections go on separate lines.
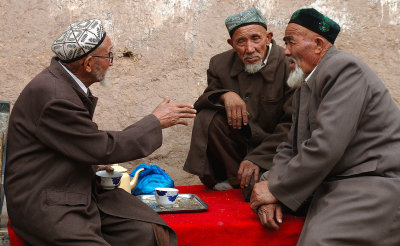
184, 7, 294, 200
250, 8, 400, 245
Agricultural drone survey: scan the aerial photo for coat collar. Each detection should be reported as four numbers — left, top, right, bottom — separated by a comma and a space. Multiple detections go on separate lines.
48, 57, 98, 117
229, 39, 282, 82
304, 46, 338, 89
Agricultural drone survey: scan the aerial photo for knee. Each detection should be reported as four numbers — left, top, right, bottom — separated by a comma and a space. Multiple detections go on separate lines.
209, 113, 228, 134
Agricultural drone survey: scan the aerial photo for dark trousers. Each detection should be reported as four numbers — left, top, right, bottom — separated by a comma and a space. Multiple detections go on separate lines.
200, 112, 248, 188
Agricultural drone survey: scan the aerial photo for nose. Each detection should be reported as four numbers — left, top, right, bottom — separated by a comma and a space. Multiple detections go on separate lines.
284, 47, 291, 56
245, 41, 256, 54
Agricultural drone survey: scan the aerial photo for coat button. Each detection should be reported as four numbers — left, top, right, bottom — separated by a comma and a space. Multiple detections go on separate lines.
244, 93, 250, 99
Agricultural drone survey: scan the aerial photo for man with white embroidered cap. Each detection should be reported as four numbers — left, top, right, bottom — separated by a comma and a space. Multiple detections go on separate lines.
250, 8, 400, 245
184, 7, 294, 200
5, 19, 196, 245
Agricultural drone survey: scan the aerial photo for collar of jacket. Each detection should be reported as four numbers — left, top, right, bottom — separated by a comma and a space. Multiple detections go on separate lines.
229, 39, 280, 82
304, 45, 338, 90
48, 57, 98, 117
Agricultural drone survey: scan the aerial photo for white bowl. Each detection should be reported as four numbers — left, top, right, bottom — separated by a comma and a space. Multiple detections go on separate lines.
155, 187, 179, 207
95, 170, 122, 190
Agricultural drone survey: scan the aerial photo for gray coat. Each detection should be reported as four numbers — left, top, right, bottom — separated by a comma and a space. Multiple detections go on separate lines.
268, 46, 400, 245
184, 40, 294, 176
5, 58, 177, 245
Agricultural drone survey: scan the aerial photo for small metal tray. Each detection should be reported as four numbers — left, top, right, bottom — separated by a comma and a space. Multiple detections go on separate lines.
137, 194, 209, 213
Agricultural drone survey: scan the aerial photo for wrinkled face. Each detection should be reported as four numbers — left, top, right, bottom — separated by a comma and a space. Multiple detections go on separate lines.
91, 35, 113, 83
283, 23, 316, 75
228, 24, 272, 66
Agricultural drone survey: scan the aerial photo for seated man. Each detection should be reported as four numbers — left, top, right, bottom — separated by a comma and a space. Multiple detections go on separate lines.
184, 8, 294, 198
250, 8, 400, 245
5, 19, 196, 246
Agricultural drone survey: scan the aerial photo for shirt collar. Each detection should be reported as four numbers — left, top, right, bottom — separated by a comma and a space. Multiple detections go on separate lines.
58, 61, 88, 94
305, 65, 318, 84
261, 42, 273, 67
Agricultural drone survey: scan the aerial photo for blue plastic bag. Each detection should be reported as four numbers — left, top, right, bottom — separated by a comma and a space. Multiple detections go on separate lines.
130, 164, 174, 195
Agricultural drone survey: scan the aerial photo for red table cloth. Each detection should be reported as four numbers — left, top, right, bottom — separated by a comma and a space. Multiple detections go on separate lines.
161, 185, 305, 246
8, 185, 305, 246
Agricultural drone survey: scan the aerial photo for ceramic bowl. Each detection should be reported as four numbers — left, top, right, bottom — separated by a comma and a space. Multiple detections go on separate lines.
95, 170, 122, 190
155, 187, 179, 207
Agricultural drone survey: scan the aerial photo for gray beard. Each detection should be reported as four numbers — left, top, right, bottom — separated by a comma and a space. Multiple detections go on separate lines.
94, 69, 110, 87
244, 52, 263, 74
245, 62, 263, 74
287, 58, 305, 88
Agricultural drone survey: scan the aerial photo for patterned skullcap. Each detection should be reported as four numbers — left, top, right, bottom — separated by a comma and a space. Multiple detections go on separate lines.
289, 8, 340, 44
51, 19, 106, 63
225, 7, 267, 37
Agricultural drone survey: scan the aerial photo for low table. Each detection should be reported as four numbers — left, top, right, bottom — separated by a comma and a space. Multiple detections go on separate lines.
161, 185, 305, 246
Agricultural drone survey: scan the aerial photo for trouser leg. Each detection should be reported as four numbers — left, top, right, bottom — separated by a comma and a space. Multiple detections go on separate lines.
201, 112, 247, 188
100, 210, 167, 246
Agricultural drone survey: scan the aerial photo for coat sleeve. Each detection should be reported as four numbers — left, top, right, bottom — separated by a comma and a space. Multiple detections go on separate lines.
244, 81, 295, 169
194, 56, 229, 111
268, 56, 369, 211
35, 99, 162, 165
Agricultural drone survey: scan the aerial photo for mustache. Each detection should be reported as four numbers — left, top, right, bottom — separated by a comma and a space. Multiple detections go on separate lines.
244, 52, 262, 59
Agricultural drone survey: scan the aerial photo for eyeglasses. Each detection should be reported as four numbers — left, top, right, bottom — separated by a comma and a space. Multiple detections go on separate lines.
91, 52, 113, 63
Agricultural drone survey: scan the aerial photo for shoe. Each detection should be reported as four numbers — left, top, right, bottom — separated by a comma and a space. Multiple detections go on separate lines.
213, 180, 234, 191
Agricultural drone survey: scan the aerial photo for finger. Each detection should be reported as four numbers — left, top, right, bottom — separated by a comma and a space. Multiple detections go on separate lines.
176, 107, 197, 114
175, 119, 189, 126
178, 113, 197, 119
226, 107, 232, 126
276, 205, 283, 224
105, 165, 114, 173
234, 107, 242, 129
254, 168, 259, 183
265, 206, 279, 230
237, 165, 244, 183
161, 97, 170, 105
258, 208, 268, 226
241, 105, 248, 126
173, 103, 195, 109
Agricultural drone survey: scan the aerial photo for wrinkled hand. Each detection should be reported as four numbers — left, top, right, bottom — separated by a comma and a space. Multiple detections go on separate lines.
238, 160, 260, 188
97, 165, 114, 172
250, 180, 278, 213
257, 203, 283, 230
220, 92, 249, 129
152, 98, 197, 129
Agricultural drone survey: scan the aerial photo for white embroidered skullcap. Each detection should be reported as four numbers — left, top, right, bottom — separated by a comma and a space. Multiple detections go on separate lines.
51, 19, 106, 63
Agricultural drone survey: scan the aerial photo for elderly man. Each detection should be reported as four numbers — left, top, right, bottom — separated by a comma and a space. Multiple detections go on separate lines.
250, 8, 400, 245
184, 8, 294, 199
5, 19, 196, 246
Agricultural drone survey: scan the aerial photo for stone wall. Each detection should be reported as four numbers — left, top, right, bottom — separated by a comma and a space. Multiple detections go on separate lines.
1, 0, 399, 185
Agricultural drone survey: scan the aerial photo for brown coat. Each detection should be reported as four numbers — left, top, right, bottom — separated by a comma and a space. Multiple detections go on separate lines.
268, 47, 400, 245
184, 40, 294, 176
5, 58, 177, 245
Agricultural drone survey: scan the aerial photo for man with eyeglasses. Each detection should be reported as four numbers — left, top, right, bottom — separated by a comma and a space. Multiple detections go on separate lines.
5, 19, 195, 246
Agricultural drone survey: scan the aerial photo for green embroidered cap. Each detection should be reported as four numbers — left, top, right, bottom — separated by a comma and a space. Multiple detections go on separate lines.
289, 8, 340, 44
225, 7, 268, 37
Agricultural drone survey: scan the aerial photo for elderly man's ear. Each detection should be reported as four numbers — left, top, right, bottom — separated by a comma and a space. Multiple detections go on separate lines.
82, 57, 94, 73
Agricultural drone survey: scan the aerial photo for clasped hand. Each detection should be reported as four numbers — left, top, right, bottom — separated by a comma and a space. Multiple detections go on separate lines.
152, 98, 197, 128
250, 180, 282, 230
220, 92, 249, 129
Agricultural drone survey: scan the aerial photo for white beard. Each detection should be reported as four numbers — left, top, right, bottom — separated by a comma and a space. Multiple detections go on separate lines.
94, 68, 110, 87
244, 53, 263, 74
287, 57, 305, 88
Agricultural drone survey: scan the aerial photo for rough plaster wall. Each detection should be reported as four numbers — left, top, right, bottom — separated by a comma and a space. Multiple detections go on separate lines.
0, 0, 399, 186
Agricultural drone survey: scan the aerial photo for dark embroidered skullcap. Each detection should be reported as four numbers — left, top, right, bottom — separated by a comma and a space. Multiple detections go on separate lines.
225, 7, 267, 37
289, 8, 340, 44
51, 19, 106, 63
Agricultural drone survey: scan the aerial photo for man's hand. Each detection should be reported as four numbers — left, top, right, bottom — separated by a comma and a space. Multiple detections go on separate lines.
220, 92, 249, 129
238, 160, 260, 188
257, 204, 283, 230
250, 180, 278, 213
97, 165, 114, 172
152, 98, 197, 129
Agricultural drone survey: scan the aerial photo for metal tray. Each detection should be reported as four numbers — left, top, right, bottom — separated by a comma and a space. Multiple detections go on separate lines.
137, 194, 209, 213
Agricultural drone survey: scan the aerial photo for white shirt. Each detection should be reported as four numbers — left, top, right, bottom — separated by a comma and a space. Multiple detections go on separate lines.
59, 61, 88, 94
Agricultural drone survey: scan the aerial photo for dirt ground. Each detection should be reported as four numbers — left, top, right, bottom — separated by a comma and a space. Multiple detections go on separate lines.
0, 0, 399, 186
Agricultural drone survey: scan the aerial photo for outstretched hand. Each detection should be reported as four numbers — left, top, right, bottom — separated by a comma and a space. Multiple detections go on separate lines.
238, 160, 260, 188
152, 98, 197, 129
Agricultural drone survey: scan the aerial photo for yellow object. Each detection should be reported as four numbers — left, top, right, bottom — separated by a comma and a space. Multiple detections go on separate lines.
111, 164, 145, 193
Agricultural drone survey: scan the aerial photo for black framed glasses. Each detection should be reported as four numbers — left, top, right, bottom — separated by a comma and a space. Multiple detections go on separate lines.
92, 52, 113, 63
